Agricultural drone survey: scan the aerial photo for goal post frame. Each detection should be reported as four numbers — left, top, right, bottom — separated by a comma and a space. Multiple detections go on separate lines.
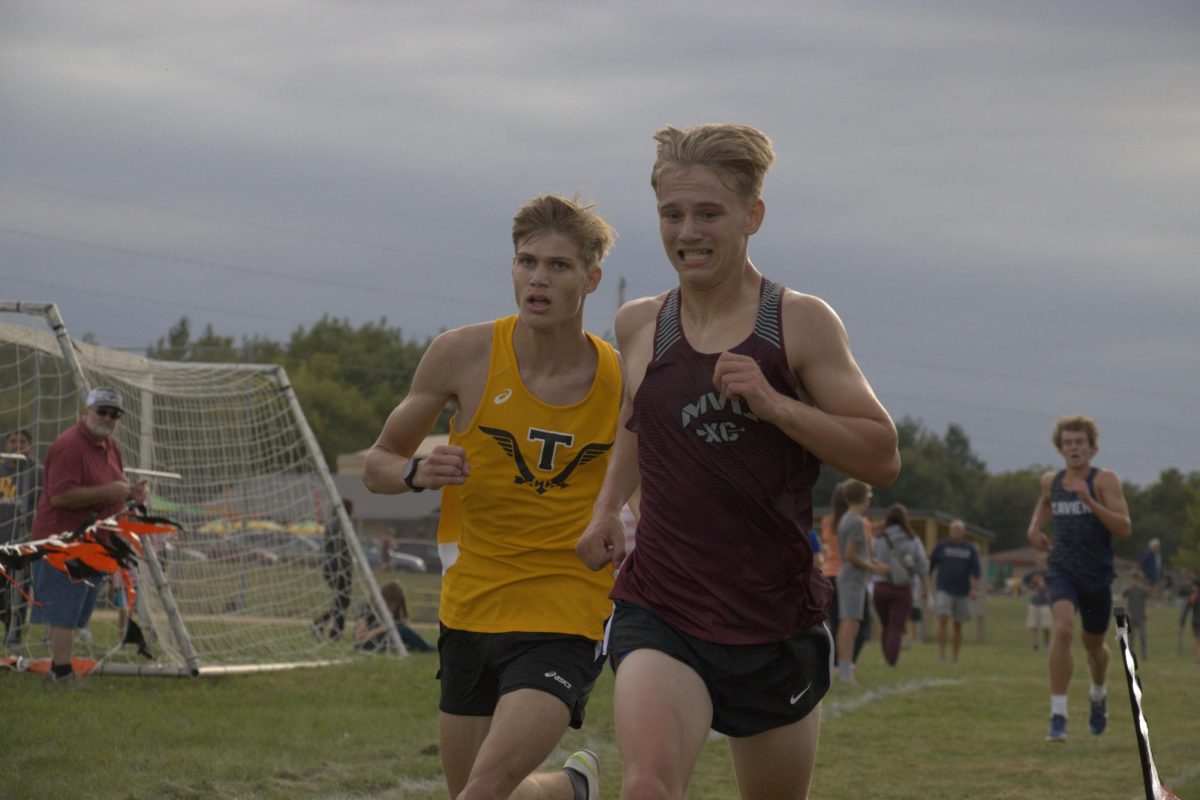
0, 300, 405, 674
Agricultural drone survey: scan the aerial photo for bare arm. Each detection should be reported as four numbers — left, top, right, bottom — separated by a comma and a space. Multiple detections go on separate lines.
1026, 472, 1054, 551
51, 480, 146, 510
363, 328, 479, 494
846, 536, 889, 575
577, 301, 653, 571
713, 293, 899, 487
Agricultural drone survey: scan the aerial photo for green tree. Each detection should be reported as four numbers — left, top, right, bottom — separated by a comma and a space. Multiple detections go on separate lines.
872, 417, 987, 519
148, 315, 436, 469
977, 467, 1046, 551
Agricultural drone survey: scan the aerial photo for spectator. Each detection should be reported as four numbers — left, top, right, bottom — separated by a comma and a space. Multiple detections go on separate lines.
871, 503, 929, 666
354, 579, 433, 653
1180, 581, 1200, 664
1122, 570, 1151, 661
1, 428, 42, 648
929, 519, 981, 664
312, 498, 354, 640
1023, 553, 1053, 651
836, 480, 889, 683
1140, 538, 1163, 597
379, 534, 394, 573
29, 388, 147, 681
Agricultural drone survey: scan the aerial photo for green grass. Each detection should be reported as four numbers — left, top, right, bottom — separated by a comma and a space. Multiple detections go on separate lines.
2, 596, 1196, 799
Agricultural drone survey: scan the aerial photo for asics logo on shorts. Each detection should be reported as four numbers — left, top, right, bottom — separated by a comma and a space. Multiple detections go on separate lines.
544, 670, 572, 689
790, 682, 812, 705
493, 389, 513, 405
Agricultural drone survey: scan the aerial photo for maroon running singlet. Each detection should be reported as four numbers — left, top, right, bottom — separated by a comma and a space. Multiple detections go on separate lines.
612, 278, 831, 645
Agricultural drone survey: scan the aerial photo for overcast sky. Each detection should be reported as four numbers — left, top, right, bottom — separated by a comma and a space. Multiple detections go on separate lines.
2, 1, 1197, 486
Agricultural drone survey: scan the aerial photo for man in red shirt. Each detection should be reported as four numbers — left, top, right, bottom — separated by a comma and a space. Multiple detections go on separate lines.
30, 387, 147, 681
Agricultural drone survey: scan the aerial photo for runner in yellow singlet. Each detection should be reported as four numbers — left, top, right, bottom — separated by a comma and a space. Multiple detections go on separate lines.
364, 194, 618, 800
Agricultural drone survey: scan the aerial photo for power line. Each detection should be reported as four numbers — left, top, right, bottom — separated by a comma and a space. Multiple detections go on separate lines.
0, 225, 506, 311
0, 176, 400, 253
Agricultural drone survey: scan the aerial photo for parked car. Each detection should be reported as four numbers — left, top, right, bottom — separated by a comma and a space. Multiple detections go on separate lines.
230, 530, 322, 566
359, 539, 427, 573
392, 538, 443, 573
390, 552, 427, 573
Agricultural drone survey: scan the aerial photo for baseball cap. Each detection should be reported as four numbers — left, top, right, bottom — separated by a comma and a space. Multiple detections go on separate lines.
85, 387, 125, 411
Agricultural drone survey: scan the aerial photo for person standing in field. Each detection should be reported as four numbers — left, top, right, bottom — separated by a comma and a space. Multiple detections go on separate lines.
364, 194, 617, 800
1, 428, 42, 649
1023, 552, 1052, 651
836, 479, 889, 682
29, 388, 147, 681
871, 503, 928, 666
312, 498, 355, 641
1027, 414, 1132, 743
1122, 570, 1151, 661
577, 122, 900, 800
929, 519, 981, 664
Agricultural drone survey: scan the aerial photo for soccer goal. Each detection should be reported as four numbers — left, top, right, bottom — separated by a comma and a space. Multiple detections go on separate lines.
0, 301, 404, 676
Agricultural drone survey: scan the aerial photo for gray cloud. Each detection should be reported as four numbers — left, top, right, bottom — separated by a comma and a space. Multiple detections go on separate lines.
2, 0, 1197, 483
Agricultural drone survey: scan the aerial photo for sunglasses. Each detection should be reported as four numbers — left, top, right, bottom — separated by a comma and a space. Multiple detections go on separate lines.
94, 407, 124, 420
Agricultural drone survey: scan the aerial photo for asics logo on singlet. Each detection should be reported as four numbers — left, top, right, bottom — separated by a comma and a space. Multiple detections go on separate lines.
480, 426, 612, 495
544, 671, 572, 689
493, 389, 513, 405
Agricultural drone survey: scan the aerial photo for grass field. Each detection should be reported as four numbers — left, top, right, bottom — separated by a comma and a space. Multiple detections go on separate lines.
3, 589, 1197, 799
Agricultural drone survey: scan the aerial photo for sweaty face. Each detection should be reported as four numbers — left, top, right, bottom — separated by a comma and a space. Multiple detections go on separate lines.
656, 165, 762, 286
511, 232, 599, 328
1056, 430, 1095, 466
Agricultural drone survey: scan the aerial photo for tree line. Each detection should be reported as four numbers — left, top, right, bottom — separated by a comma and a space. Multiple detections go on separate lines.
148, 316, 1200, 573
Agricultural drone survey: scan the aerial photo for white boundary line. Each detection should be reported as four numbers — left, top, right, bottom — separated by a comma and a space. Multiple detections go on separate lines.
823, 677, 968, 720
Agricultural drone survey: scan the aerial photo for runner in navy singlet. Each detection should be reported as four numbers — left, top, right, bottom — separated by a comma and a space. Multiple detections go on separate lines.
1026, 414, 1131, 743
576, 123, 900, 800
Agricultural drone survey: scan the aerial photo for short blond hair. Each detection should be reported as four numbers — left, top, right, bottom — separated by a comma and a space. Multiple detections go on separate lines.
1052, 415, 1099, 449
650, 123, 776, 201
511, 194, 616, 269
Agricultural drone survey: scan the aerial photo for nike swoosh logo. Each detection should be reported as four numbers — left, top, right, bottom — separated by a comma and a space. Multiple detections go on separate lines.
790, 682, 813, 705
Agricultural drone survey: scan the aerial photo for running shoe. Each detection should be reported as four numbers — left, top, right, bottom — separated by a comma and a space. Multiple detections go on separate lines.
1046, 713, 1068, 742
1088, 696, 1107, 735
563, 749, 599, 800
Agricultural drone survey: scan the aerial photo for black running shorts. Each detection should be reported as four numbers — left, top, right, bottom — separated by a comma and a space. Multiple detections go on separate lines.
437, 626, 603, 729
1047, 574, 1113, 635
608, 600, 833, 737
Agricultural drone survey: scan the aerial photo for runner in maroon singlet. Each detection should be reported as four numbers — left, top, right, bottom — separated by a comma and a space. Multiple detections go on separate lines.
577, 123, 900, 800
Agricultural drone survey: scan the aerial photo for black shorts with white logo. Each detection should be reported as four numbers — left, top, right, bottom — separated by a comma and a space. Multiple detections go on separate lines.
608, 600, 833, 738
437, 626, 603, 729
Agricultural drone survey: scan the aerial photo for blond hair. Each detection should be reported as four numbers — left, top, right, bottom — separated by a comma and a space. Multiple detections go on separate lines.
1052, 414, 1099, 449
511, 194, 616, 269
650, 123, 776, 201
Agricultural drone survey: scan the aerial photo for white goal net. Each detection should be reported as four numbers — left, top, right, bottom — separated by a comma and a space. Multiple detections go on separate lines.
0, 302, 403, 676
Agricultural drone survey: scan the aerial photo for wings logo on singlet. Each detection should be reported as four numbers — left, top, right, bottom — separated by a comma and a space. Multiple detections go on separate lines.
480, 426, 612, 495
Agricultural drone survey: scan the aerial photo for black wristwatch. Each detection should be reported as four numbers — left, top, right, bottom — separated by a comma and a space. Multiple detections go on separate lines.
403, 457, 425, 493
